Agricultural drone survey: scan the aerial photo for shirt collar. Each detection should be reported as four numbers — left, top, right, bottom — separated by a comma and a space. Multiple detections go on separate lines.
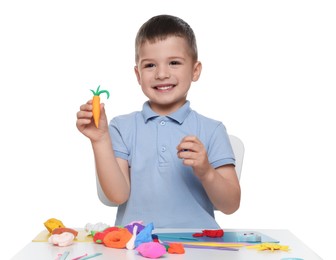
142, 101, 191, 124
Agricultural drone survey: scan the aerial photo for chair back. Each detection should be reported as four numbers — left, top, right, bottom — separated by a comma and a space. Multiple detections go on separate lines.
229, 135, 244, 180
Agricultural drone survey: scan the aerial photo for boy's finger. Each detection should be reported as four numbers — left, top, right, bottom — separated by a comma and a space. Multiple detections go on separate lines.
181, 135, 198, 142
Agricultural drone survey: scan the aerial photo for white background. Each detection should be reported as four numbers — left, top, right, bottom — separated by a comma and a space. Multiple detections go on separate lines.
1, 1, 335, 259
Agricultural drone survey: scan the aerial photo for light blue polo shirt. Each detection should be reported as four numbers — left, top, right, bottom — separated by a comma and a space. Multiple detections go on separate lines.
109, 101, 235, 228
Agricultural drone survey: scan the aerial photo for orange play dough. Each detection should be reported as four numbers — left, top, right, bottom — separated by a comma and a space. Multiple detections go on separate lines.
168, 243, 185, 254
103, 228, 132, 249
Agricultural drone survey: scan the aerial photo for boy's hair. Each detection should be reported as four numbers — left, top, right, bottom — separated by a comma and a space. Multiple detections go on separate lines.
135, 14, 198, 63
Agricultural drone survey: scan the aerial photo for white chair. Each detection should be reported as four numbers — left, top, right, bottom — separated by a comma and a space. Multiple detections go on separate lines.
96, 134, 244, 207
228, 135, 244, 180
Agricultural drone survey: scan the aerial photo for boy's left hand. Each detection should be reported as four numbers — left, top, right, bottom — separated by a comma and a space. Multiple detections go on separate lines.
177, 136, 212, 179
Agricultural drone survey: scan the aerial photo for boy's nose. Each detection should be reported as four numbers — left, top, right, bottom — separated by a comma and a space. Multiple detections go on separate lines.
155, 66, 170, 79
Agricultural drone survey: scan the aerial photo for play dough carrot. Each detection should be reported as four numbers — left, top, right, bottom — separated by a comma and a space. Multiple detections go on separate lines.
90, 85, 110, 128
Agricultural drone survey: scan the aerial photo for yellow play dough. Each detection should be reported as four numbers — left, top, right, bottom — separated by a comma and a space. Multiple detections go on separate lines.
44, 218, 65, 233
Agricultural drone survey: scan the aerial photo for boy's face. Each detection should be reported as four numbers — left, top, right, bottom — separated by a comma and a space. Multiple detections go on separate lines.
135, 36, 201, 115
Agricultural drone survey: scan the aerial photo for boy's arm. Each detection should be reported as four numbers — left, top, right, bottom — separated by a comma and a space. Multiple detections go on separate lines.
77, 100, 130, 205
177, 135, 241, 214
199, 164, 240, 214
92, 135, 130, 205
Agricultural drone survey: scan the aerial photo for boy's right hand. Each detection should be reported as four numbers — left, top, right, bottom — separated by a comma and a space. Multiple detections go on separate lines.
76, 100, 109, 142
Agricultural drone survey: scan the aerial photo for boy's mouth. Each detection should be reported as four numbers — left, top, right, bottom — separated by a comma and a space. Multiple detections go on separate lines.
154, 84, 175, 91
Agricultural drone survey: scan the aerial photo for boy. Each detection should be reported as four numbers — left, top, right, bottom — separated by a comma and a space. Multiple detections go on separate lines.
76, 14, 240, 228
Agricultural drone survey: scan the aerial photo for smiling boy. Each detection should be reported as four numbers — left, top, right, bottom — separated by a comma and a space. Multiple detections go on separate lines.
76, 15, 240, 228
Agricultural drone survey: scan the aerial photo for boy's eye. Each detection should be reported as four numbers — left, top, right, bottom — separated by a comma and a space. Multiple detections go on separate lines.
144, 63, 155, 68
170, 61, 181, 66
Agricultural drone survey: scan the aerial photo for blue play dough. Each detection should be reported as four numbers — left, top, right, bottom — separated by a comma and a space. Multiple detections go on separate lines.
134, 222, 154, 248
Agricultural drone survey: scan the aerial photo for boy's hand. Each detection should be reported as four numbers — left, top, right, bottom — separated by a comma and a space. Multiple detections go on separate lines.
76, 100, 109, 142
177, 136, 212, 179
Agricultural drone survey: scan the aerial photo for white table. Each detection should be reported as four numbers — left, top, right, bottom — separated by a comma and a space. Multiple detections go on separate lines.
12, 229, 322, 260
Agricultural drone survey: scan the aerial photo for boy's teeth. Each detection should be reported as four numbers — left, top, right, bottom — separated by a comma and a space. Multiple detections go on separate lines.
157, 85, 173, 90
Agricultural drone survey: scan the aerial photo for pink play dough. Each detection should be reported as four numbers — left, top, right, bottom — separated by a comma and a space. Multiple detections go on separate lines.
136, 242, 166, 258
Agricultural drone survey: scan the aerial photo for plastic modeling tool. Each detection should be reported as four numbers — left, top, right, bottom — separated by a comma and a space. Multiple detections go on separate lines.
237, 232, 262, 242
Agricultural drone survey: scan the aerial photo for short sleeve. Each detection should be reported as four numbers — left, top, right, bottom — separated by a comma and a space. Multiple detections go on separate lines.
208, 123, 235, 169
108, 118, 129, 161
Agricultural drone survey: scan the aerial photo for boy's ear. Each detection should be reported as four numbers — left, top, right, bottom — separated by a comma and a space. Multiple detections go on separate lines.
134, 66, 141, 85
192, 61, 202, 82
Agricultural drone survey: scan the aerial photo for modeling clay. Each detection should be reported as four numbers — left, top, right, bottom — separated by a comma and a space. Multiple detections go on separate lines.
247, 242, 289, 251
136, 242, 167, 258
90, 85, 110, 128
126, 225, 138, 250
48, 232, 75, 247
204, 229, 224, 237
151, 234, 159, 242
125, 222, 145, 235
93, 227, 119, 244
85, 222, 109, 235
103, 228, 132, 249
93, 232, 106, 244
52, 227, 78, 238
167, 243, 185, 254
192, 232, 204, 237
44, 218, 65, 233
127, 220, 144, 225
192, 229, 224, 238
134, 222, 154, 248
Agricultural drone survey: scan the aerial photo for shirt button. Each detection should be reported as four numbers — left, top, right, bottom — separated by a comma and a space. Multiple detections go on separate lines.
161, 146, 166, 152
160, 121, 166, 126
